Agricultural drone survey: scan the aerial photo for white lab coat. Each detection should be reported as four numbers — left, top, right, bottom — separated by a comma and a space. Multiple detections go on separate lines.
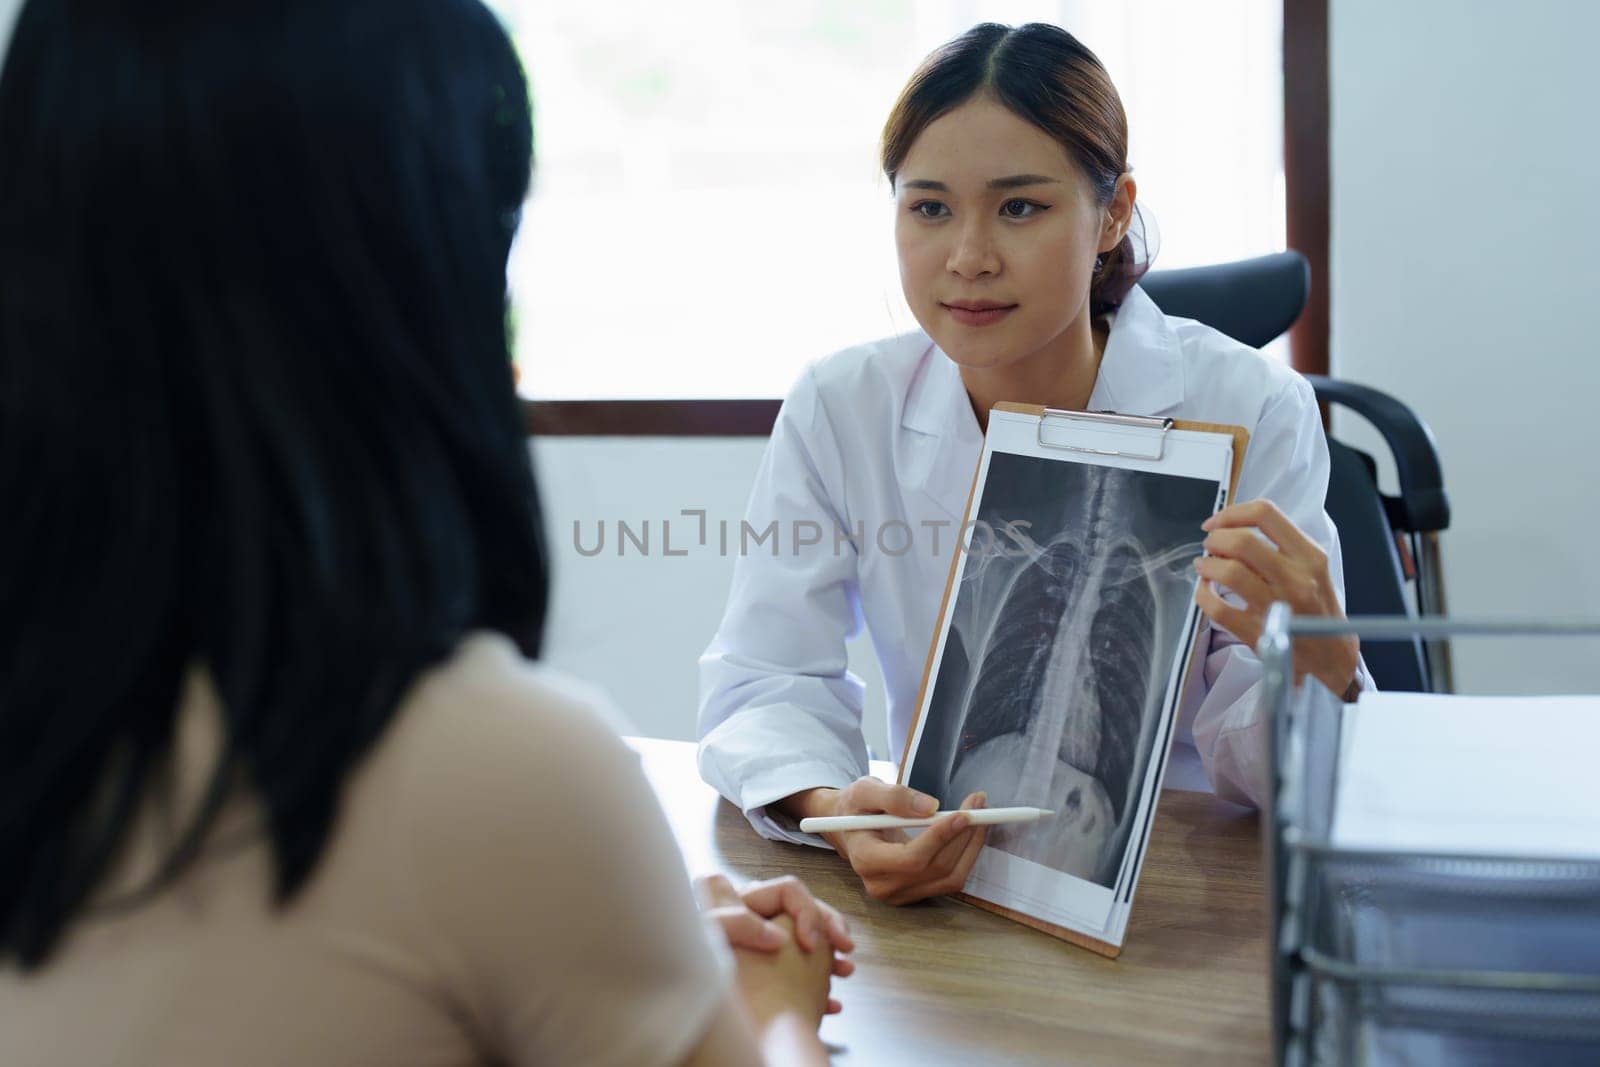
697, 286, 1359, 845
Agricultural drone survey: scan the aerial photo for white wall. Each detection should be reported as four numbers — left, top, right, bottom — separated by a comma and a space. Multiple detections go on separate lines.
1330, 0, 1600, 693
532, 438, 891, 752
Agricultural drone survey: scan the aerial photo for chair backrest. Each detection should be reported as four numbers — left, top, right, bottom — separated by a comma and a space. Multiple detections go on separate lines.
1140, 251, 1310, 349
1142, 254, 1451, 692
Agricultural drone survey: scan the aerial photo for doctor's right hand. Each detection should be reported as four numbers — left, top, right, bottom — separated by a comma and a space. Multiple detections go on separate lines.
780, 780, 988, 906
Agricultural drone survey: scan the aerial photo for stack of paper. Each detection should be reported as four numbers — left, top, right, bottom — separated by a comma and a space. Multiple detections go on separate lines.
1332, 692, 1600, 859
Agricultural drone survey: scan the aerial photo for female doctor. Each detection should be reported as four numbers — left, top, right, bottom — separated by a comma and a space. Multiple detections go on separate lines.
697, 22, 1366, 906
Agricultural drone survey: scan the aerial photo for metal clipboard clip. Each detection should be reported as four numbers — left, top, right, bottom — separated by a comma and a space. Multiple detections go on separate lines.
1035, 409, 1175, 462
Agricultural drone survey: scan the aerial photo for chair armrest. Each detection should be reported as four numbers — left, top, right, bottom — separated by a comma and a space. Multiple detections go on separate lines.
1302, 374, 1450, 533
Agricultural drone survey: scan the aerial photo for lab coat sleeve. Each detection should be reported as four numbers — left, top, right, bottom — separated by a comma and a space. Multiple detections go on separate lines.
1189, 373, 1372, 808
696, 367, 869, 847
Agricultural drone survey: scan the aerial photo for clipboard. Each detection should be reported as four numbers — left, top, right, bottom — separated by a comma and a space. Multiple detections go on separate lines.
896, 403, 1249, 958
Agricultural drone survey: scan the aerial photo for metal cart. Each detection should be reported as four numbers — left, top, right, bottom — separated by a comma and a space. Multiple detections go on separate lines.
1258, 608, 1600, 1065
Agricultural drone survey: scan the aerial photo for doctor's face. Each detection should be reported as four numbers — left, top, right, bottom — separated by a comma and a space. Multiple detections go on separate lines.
893, 96, 1121, 374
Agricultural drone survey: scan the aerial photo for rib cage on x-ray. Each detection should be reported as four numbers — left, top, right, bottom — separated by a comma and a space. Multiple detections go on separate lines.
956, 538, 1154, 824
913, 461, 1209, 886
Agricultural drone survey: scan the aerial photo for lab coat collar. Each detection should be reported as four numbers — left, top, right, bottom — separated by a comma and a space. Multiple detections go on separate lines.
899, 345, 984, 523
1092, 285, 1186, 419
901, 339, 974, 438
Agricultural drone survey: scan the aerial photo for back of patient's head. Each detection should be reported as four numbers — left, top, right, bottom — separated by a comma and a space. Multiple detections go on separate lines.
0, 0, 545, 968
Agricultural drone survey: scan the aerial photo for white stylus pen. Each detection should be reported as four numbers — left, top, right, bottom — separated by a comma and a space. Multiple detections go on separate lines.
798, 806, 1054, 833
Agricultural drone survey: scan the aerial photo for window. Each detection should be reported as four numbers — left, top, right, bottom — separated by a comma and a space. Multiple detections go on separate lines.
493, 1, 1285, 400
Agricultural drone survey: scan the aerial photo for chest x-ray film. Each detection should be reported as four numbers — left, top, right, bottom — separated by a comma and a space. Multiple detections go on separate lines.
900, 405, 1242, 955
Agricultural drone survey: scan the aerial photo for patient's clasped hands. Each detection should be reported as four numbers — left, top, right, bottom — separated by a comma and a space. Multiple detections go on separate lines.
695, 873, 855, 1026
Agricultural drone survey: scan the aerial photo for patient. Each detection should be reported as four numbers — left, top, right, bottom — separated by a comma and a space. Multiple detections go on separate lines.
0, 1, 848, 1064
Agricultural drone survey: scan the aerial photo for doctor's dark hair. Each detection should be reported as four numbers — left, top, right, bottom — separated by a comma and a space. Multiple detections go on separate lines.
0, 0, 544, 968
881, 22, 1149, 317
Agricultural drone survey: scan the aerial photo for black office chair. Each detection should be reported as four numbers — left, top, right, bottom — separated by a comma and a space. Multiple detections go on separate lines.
1141, 252, 1452, 692
1300, 376, 1451, 692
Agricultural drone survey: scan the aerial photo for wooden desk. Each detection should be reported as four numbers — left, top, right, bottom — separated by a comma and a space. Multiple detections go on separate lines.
632, 738, 1270, 1066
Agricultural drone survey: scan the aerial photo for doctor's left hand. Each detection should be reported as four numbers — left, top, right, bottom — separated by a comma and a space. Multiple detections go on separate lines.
1193, 499, 1361, 699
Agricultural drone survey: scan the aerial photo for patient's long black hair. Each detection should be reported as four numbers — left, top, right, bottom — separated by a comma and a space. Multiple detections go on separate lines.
0, 0, 544, 967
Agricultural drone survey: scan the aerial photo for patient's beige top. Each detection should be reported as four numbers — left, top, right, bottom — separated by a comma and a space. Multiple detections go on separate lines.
0, 634, 729, 1066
